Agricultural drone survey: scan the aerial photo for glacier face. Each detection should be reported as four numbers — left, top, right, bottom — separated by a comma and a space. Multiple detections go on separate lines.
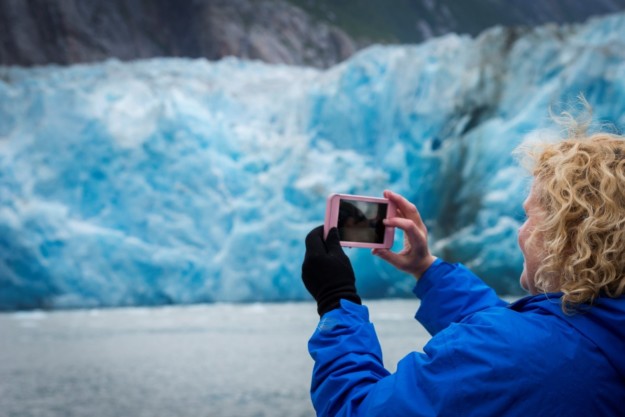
1, 14, 625, 310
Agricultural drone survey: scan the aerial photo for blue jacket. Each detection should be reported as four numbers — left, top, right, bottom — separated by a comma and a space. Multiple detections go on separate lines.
308, 259, 625, 416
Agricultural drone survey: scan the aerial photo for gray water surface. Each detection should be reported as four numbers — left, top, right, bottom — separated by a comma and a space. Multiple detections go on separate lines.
1, 300, 429, 417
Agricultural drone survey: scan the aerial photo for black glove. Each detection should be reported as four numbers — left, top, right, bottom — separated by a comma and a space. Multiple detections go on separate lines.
302, 226, 361, 316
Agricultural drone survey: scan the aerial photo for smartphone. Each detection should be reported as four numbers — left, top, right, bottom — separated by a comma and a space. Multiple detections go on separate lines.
324, 193, 396, 248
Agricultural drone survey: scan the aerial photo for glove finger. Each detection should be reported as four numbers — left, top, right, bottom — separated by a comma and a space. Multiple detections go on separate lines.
325, 227, 344, 254
305, 225, 326, 255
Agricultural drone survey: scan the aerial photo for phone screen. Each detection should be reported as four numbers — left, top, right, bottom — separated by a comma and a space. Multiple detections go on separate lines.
338, 199, 388, 243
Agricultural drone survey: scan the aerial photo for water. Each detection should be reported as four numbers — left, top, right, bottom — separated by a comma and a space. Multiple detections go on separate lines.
0, 299, 430, 417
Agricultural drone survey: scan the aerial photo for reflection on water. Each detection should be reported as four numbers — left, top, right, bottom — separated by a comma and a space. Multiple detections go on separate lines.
0, 300, 429, 417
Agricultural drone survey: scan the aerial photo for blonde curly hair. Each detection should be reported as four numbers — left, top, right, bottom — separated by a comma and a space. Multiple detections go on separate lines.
525, 131, 625, 311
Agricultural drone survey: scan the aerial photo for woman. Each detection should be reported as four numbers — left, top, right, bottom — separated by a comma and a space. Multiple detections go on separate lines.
302, 132, 625, 416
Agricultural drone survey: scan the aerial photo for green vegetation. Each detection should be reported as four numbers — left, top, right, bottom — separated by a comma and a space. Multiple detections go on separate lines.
284, 0, 427, 43
283, 0, 617, 45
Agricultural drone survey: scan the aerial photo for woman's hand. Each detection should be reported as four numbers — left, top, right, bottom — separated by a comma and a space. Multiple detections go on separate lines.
372, 190, 437, 280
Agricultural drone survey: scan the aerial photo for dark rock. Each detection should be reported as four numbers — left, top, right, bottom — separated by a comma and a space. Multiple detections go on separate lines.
1, 0, 625, 68
0, 0, 357, 68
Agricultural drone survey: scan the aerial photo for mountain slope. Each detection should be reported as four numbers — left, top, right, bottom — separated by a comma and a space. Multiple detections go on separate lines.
1, 0, 625, 68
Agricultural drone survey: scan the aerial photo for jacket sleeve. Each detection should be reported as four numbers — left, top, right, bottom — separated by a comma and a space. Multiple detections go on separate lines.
308, 300, 390, 417
308, 299, 528, 417
307, 261, 511, 417
414, 259, 507, 335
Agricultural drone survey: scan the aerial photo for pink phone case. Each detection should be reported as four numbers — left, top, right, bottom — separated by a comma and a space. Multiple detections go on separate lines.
324, 193, 396, 248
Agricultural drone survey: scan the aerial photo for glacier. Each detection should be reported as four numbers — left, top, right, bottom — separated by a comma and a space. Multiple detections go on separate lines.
1, 13, 625, 310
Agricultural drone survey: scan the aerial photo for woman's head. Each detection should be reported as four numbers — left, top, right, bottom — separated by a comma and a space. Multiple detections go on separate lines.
520, 132, 625, 309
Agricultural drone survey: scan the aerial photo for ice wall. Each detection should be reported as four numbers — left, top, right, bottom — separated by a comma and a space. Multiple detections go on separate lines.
1, 13, 624, 310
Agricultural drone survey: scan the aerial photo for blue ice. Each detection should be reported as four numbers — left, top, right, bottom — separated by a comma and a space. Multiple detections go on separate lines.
1, 13, 624, 309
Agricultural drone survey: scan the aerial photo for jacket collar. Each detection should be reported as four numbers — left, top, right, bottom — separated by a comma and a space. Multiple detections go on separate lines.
509, 291, 625, 381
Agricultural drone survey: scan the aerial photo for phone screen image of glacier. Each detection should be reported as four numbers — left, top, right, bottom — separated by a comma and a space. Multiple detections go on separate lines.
0, 300, 431, 417
338, 199, 388, 243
